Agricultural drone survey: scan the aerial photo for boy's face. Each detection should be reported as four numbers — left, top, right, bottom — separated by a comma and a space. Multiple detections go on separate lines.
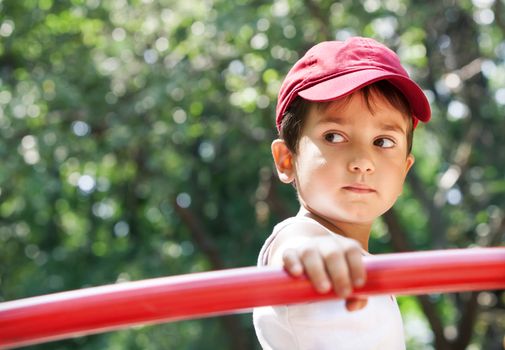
272, 91, 415, 225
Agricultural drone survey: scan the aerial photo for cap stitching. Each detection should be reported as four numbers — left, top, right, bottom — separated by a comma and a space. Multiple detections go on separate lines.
362, 38, 374, 63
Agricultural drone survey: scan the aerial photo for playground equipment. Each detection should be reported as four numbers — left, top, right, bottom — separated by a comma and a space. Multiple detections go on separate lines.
1, 248, 505, 349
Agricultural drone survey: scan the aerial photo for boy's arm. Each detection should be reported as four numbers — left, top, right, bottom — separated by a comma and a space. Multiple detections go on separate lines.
268, 221, 368, 311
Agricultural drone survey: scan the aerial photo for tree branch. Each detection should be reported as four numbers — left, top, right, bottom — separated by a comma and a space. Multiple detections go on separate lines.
302, 0, 333, 40
382, 209, 412, 252
173, 201, 225, 269
418, 295, 450, 350
173, 201, 249, 350
406, 170, 448, 248
264, 172, 295, 220
451, 292, 479, 350
383, 209, 449, 349
493, 0, 505, 35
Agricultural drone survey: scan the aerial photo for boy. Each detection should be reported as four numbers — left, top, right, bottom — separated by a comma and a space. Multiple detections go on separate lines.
253, 37, 431, 349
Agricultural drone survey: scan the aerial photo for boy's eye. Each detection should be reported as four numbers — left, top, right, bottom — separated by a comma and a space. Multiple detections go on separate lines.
324, 132, 345, 143
374, 137, 396, 148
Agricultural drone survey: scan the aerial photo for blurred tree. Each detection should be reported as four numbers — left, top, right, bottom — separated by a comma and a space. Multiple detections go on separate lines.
0, 0, 504, 349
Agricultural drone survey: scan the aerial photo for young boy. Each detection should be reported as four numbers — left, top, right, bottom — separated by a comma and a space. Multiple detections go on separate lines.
253, 37, 431, 349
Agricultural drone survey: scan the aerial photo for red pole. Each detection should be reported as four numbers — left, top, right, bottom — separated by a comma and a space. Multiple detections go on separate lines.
1, 248, 505, 349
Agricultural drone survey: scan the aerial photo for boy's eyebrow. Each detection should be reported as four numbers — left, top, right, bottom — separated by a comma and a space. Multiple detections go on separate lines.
378, 122, 407, 135
317, 115, 348, 125
317, 116, 407, 135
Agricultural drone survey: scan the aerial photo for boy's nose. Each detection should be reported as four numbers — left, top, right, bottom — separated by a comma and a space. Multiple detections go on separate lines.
348, 157, 375, 174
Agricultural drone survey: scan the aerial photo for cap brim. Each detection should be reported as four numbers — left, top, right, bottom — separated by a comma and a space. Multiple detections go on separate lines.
298, 69, 431, 123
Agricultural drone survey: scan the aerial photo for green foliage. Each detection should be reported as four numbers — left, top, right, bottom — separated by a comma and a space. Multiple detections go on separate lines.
1, 0, 505, 349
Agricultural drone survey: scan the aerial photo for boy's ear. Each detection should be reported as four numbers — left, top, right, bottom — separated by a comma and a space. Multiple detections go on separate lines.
405, 154, 415, 174
271, 139, 295, 184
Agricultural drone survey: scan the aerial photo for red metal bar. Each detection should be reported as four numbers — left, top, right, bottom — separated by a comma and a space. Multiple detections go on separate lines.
1, 248, 505, 349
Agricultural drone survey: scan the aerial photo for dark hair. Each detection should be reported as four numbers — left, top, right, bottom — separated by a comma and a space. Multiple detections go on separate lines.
279, 80, 414, 155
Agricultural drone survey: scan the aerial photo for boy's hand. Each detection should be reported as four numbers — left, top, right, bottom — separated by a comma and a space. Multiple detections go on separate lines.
282, 235, 368, 311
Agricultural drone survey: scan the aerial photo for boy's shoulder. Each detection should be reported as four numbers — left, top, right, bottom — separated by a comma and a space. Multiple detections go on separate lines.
258, 215, 322, 266
272, 215, 334, 242
260, 215, 345, 266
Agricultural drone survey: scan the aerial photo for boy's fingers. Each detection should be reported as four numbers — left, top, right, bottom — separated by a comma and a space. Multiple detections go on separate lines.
283, 249, 303, 276
344, 244, 366, 288
300, 248, 331, 293
324, 251, 352, 298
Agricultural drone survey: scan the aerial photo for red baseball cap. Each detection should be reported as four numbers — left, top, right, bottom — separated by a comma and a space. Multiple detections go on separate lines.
275, 37, 431, 130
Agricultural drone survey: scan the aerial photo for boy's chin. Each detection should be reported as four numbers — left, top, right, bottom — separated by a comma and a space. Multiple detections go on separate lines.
340, 209, 391, 224
311, 209, 379, 226
301, 200, 392, 225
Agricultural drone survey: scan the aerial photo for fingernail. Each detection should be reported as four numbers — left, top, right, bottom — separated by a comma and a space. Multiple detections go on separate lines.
291, 264, 302, 275
319, 281, 331, 292
354, 278, 364, 287
287, 262, 301, 274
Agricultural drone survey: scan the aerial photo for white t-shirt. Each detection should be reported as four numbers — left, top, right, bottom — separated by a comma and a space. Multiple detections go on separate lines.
253, 216, 406, 350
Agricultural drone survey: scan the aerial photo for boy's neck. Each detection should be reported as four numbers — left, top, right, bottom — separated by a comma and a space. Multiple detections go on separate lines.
297, 207, 371, 252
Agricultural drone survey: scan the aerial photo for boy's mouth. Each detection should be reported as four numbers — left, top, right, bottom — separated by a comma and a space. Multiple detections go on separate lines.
342, 184, 376, 193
